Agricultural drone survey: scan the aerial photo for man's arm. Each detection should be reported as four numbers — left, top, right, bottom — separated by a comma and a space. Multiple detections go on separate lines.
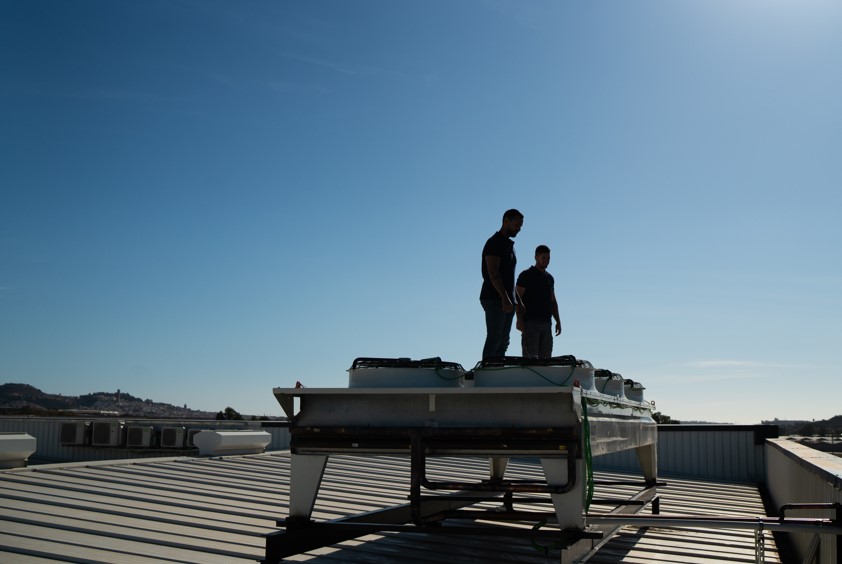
551, 290, 562, 336
515, 284, 527, 332
484, 255, 513, 312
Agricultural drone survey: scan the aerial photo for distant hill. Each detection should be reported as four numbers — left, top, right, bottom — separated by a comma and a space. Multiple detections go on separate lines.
0, 383, 215, 418
0, 383, 81, 410
762, 416, 842, 436
765, 415, 842, 455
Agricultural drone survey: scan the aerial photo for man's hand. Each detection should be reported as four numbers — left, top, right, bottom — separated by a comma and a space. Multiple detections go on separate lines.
501, 296, 514, 313
516, 317, 524, 332
555, 321, 562, 336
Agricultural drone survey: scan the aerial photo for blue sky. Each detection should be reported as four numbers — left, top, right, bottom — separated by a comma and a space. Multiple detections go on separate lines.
2, 0, 840, 424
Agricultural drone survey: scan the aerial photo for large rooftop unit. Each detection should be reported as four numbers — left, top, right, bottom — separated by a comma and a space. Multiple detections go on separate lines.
267, 355, 659, 561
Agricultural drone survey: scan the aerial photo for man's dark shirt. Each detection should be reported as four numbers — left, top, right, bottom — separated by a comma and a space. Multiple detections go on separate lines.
516, 266, 554, 321
480, 232, 516, 301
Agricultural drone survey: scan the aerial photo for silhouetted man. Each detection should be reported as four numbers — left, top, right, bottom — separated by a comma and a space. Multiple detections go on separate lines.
480, 209, 523, 359
516, 245, 561, 358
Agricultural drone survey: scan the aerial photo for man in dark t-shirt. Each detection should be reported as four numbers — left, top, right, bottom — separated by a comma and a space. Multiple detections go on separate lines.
516, 245, 561, 358
480, 209, 524, 359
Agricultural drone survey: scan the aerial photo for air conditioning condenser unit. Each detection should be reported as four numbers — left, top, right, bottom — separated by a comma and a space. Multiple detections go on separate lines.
91, 421, 124, 447
160, 427, 186, 448
126, 426, 154, 448
59, 421, 90, 445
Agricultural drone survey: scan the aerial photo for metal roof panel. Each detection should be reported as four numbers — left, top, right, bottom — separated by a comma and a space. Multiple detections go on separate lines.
0, 452, 780, 563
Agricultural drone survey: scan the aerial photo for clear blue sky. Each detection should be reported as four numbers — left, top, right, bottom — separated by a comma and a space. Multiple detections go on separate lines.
2, 1, 840, 424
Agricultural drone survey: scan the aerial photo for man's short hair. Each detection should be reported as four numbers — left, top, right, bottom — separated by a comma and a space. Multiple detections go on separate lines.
535, 245, 550, 255
502, 209, 523, 221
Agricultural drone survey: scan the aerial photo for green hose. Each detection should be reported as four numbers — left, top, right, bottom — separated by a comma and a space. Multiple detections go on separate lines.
582, 395, 594, 512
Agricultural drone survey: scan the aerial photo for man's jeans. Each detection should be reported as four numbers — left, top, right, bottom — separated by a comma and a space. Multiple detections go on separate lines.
481, 298, 514, 359
521, 320, 553, 358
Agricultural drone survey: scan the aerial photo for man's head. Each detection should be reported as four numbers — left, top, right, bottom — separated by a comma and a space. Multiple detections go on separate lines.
534, 245, 550, 270
501, 209, 524, 238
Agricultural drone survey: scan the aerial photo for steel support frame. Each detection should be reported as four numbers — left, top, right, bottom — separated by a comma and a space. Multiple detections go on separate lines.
288, 425, 584, 520
265, 425, 592, 561
408, 431, 582, 526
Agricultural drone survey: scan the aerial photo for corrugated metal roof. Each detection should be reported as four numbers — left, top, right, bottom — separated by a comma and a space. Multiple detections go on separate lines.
0, 452, 780, 563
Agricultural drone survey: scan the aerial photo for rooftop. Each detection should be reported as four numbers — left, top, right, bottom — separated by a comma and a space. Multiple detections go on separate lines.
0, 451, 781, 563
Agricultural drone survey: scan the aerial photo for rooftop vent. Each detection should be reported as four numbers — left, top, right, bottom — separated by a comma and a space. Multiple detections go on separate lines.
0, 432, 37, 469
191, 430, 271, 456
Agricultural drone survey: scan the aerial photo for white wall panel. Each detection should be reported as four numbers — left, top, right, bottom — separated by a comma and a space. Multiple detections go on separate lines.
766, 439, 841, 564
594, 424, 776, 483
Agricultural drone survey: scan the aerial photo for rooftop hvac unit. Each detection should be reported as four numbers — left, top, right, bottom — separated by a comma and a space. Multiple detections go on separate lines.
91, 421, 124, 447
160, 426, 186, 448
126, 426, 154, 448
59, 421, 90, 445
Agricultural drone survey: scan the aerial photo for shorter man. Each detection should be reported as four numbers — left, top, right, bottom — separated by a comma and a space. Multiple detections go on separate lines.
515, 245, 561, 358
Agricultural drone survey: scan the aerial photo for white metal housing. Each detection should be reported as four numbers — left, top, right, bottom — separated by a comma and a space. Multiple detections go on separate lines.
0, 432, 37, 469
191, 430, 272, 456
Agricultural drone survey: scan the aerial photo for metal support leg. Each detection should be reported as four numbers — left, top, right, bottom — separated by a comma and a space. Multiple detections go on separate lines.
410, 434, 427, 526
541, 456, 584, 530
635, 442, 657, 484
489, 456, 509, 480
289, 454, 328, 521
